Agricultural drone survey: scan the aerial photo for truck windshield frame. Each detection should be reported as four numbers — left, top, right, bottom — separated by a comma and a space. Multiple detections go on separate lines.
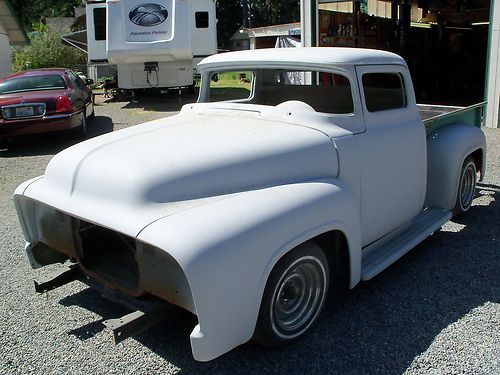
204, 67, 355, 115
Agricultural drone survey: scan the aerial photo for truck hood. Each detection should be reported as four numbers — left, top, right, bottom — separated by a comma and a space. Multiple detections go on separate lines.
38, 111, 338, 204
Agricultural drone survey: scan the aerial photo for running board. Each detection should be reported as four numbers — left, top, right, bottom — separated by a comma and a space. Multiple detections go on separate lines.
361, 208, 451, 280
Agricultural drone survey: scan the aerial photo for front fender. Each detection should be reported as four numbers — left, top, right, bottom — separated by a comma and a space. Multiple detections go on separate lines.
425, 123, 486, 210
137, 178, 361, 361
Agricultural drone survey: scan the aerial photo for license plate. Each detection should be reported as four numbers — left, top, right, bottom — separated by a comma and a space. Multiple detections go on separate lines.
15, 106, 34, 117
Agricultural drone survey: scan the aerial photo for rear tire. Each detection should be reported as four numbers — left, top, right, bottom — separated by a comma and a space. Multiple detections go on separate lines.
88, 107, 95, 121
253, 241, 329, 348
452, 156, 477, 217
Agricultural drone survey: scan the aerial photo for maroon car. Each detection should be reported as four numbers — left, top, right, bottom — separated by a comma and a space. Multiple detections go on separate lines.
0, 68, 94, 147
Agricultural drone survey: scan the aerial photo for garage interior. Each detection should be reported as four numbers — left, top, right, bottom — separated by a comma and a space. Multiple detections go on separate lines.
308, 1, 492, 108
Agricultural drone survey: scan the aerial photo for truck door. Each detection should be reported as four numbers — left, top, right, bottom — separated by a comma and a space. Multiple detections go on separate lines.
354, 65, 427, 246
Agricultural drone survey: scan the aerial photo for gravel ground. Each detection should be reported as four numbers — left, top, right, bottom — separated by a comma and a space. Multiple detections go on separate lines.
0, 94, 498, 374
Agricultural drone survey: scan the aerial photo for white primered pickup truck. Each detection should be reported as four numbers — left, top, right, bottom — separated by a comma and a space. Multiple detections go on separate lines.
14, 48, 486, 361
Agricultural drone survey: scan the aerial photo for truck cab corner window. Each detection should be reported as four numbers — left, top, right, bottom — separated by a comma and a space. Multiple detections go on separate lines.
208, 71, 254, 102
362, 73, 406, 112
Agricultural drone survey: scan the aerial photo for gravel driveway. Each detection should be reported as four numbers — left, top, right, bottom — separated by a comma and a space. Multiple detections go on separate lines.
1, 94, 498, 374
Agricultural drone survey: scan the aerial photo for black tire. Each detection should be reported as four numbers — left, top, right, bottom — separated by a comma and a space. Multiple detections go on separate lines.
253, 241, 329, 348
452, 156, 477, 217
88, 107, 95, 121
0, 138, 8, 149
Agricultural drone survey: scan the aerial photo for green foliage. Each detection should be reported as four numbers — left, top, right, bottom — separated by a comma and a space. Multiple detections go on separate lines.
8, 0, 301, 54
216, 0, 300, 49
9, 0, 81, 31
216, 1, 243, 50
12, 22, 86, 71
249, 0, 300, 28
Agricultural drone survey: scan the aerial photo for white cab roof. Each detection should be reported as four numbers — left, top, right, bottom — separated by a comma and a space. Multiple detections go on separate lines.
198, 47, 406, 71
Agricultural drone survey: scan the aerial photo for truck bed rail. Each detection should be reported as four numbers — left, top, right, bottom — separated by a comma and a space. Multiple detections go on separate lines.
419, 102, 486, 135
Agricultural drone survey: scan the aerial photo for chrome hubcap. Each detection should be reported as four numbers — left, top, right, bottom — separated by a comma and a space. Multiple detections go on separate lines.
460, 163, 476, 211
271, 257, 326, 338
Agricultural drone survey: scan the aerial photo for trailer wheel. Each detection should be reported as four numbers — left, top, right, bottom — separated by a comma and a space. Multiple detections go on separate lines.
254, 241, 329, 348
452, 156, 476, 217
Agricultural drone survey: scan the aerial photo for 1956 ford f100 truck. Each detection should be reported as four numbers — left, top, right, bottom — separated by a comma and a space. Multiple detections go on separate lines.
14, 48, 486, 361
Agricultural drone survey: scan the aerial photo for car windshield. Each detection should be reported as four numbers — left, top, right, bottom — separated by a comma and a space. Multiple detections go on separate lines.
0, 75, 67, 94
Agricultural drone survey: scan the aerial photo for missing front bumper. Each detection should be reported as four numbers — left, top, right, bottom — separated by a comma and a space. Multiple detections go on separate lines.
34, 265, 173, 343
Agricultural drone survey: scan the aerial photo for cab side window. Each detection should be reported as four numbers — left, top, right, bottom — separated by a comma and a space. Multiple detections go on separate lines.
362, 73, 406, 112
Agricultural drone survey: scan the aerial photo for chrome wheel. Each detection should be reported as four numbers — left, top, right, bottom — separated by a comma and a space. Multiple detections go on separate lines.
459, 161, 476, 211
254, 241, 329, 347
453, 156, 477, 217
271, 256, 327, 338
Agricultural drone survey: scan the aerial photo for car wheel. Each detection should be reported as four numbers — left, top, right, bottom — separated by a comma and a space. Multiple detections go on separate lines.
253, 241, 329, 348
452, 156, 477, 217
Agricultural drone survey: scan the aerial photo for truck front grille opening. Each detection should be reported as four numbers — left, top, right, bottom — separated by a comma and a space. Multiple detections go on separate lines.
78, 222, 139, 290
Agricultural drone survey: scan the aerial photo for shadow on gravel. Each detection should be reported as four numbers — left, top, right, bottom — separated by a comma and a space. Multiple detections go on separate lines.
0, 116, 114, 158
96, 89, 198, 113
120, 91, 198, 113
54, 187, 499, 374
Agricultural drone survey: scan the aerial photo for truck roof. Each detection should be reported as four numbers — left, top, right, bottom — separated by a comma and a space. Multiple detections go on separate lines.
198, 47, 406, 71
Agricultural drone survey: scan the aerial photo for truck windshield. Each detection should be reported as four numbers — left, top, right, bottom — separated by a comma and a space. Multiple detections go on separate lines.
205, 68, 354, 115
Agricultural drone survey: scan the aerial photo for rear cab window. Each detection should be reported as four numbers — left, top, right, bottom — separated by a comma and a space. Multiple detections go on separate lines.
260, 70, 354, 114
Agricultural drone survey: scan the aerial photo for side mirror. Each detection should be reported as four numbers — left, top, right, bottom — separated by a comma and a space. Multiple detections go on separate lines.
85, 78, 94, 86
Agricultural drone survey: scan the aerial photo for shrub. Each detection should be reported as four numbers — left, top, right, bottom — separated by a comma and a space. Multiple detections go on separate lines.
12, 22, 85, 71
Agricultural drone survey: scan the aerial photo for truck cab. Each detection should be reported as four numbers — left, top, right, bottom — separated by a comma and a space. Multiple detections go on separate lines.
14, 47, 486, 361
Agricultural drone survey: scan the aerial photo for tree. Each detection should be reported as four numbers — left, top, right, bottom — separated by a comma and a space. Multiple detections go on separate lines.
12, 22, 86, 71
216, 0, 300, 49
249, 0, 300, 28
9, 0, 82, 31
216, 0, 244, 50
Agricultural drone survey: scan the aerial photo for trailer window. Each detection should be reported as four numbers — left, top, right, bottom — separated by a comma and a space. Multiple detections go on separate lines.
208, 71, 253, 102
362, 73, 406, 112
93, 8, 106, 41
195, 12, 209, 28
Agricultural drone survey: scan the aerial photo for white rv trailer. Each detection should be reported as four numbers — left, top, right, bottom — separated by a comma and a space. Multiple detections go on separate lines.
85, 0, 217, 90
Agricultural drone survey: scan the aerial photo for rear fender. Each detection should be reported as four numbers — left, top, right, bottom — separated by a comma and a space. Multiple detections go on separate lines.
137, 178, 361, 361
425, 123, 486, 210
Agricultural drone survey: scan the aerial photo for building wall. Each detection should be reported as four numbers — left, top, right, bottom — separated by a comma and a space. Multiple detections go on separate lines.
0, 21, 12, 79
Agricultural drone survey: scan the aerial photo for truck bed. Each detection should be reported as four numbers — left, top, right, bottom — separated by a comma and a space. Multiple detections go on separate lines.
418, 102, 486, 135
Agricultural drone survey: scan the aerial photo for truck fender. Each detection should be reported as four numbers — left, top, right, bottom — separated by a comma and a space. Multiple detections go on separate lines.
137, 178, 361, 362
425, 123, 486, 210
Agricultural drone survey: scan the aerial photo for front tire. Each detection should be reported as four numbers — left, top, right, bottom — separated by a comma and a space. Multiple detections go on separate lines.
452, 156, 477, 217
254, 241, 329, 348
88, 106, 95, 121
